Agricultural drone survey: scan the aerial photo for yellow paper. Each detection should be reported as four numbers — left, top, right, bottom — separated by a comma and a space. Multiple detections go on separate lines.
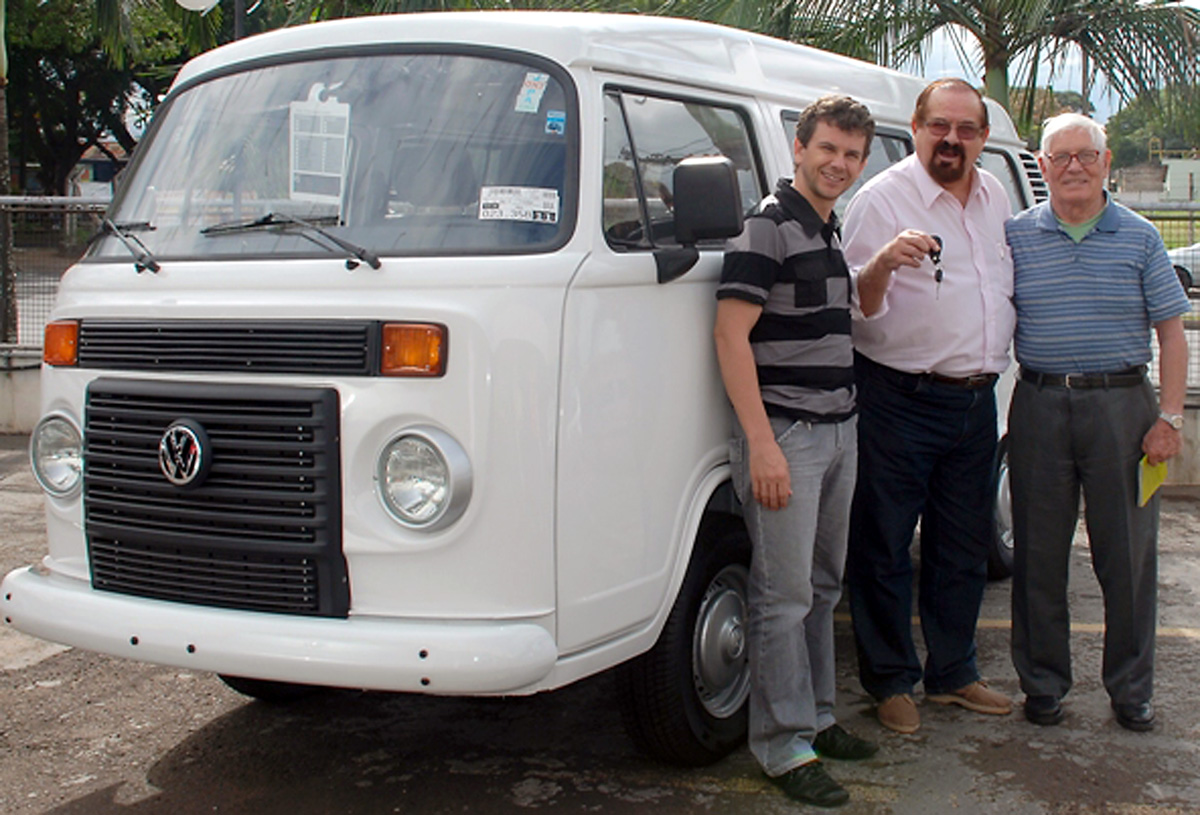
1138, 455, 1167, 507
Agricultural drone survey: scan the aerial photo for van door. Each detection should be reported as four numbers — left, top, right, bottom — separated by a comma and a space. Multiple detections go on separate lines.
554, 85, 766, 655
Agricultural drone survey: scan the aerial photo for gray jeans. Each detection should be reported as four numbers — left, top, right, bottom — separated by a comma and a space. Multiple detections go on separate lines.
731, 414, 856, 777
1009, 378, 1159, 705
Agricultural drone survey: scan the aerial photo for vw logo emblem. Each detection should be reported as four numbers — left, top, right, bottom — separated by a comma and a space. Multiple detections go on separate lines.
159, 420, 211, 487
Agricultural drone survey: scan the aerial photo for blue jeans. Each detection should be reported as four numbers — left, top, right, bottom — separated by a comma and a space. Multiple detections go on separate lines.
731, 414, 856, 777
847, 354, 996, 700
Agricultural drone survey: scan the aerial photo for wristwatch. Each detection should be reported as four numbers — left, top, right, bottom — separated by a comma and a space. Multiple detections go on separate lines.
1159, 411, 1184, 430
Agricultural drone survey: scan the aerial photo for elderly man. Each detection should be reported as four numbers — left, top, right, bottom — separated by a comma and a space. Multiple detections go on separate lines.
1006, 113, 1189, 731
841, 78, 1014, 735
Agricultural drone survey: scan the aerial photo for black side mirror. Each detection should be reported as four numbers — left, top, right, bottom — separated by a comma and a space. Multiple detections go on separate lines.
673, 156, 744, 245
1174, 264, 1193, 294
656, 156, 745, 284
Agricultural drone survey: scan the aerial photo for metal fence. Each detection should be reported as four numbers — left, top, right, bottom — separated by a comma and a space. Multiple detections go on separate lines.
0, 197, 108, 346
1, 196, 1199, 394
1128, 203, 1200, 405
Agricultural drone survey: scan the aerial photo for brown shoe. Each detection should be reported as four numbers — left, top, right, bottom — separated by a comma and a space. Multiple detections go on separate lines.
926, 681, 1012, 715
877, 694, 920, 734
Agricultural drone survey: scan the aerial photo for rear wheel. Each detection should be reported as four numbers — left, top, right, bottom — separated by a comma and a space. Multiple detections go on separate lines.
988, 435, 1014, 580
218, 674, 321, 704
616, 514, 751, 766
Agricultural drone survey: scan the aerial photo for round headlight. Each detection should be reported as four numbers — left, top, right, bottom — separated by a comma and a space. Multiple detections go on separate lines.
377, 427, 471, 530
31, 414, 83, 497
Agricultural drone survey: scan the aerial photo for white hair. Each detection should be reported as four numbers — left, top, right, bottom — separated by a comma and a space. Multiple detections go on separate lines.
1040, 113, 1106, 154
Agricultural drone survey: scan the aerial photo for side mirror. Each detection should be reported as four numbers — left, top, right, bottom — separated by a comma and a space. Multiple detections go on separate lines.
1174, 264, 1193, 294
656, 156, 744, 284
673, 156, 744, 245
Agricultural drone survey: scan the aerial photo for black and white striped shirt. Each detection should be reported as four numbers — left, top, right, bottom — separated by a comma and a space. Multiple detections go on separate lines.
717, 178, 855, 423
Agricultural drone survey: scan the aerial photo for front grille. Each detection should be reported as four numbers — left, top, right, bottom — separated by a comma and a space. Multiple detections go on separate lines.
84, 378, 348, 616
77, 320, 376, 375
1019, 151, 1049, 204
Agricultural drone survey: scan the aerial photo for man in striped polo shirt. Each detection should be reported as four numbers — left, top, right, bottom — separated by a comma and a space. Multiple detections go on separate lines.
1006, 113, 1190, 732
714, 95, 876, 808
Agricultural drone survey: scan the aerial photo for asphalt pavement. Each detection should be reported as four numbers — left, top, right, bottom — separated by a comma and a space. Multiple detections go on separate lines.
2, 432, 1199, 814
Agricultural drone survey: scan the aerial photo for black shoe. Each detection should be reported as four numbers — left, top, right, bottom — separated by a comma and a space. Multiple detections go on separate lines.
1024, 695, 1064, 726
813, 723, 879, 760
769, 760, 850, 808
1112, 701, 1155, 732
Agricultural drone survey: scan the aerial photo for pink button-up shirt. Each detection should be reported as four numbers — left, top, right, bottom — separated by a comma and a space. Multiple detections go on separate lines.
843, 154, 1015, 377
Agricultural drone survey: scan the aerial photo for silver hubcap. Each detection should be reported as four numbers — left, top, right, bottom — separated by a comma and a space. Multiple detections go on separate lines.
693, 563, 751, 719
995, 454, 1014, 554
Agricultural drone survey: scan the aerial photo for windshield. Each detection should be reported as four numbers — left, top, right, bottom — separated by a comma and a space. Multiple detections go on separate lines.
94, 51, 575, 262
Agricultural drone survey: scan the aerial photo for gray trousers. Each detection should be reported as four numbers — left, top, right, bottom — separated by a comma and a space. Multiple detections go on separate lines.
731, 415, 856, 777
1009, 378, 1159, 705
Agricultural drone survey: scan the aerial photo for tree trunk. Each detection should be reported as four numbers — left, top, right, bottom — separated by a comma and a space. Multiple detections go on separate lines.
0, 77, 15, 344
982, 52, 1010, 114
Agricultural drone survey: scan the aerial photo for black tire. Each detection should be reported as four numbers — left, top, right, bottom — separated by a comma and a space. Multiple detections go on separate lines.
218, 674, 321, 704
616, 513, 751, 766
988, 435, 1014, 580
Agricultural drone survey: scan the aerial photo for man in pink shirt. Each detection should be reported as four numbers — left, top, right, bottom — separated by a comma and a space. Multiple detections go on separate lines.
841, 78, 1015, 735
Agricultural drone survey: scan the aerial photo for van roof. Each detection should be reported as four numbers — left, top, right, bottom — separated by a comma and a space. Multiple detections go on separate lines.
172, 11, 1021, 143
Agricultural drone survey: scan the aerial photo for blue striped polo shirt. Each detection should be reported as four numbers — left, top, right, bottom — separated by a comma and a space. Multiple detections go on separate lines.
717, 178, 854, 422
1005, 197, 1189, 374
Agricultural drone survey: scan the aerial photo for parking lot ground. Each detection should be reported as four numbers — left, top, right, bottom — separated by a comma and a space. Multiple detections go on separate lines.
2, 432, 1199, 814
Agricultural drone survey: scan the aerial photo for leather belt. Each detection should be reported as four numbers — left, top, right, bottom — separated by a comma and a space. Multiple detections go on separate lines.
928, 372, 1000, 389
861, 355, 999, 390
1020, 365, 1146, 389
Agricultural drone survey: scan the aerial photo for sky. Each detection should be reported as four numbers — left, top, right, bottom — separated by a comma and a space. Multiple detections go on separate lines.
912, 0, 1200, 124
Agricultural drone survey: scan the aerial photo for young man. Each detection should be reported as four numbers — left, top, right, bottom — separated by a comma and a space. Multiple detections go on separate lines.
1006, 113, 1189, 731
714, 95, 877, 808
841, 78, 1015, 735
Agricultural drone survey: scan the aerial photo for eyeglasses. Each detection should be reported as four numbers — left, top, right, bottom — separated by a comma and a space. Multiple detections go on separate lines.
923, 119, 982, 141
1045, 150, 1101, 168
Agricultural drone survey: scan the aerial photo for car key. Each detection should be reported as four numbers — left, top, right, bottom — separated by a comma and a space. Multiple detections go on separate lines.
930, 234, 944, 299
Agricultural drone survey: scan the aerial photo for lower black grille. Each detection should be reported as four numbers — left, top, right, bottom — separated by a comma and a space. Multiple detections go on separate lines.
84, 378, 348, 616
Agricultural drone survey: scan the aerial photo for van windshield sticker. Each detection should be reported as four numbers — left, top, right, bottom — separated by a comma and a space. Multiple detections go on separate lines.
289, 84, 350, 218
545, 110, 566, 136
479, 187, 560, 224
515, 73, 550, 113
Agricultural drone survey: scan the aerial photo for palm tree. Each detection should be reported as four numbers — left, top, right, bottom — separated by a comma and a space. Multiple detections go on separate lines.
772, 0, 1199, 123
95, 0, 223, 68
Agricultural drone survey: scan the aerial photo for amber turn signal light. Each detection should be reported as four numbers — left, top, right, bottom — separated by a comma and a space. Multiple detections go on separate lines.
43, 320, 79, 366
381, 323, 447, 377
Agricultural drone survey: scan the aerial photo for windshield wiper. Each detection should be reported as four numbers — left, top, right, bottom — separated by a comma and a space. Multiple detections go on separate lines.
100, 219, 161, 273
200, 212, 381, 270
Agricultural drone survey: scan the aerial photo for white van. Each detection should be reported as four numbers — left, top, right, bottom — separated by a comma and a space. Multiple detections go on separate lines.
3, 11, 1044, 765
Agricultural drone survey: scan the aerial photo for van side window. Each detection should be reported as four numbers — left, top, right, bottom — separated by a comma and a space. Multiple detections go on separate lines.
780, 112, 911, 217
604, 89, 762, 249
977, 148, 1029, 213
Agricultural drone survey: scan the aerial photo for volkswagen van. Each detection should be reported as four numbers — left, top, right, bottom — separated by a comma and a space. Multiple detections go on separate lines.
3, 11, 1044, 764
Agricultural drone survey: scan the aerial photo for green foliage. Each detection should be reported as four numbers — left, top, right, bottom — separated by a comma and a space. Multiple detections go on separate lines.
7, 0, 193, 193
1107, 87, 1200, 170
779, 0, 1199, 139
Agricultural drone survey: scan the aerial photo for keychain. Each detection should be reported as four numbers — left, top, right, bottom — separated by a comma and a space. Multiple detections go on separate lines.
930, 234, 944, 299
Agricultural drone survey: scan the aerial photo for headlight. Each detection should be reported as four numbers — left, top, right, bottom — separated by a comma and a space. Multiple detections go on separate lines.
31, 414, 83, 497
377, 427, 471, 530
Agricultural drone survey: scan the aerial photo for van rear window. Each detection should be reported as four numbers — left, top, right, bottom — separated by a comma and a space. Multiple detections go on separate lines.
93, 52, 576, 262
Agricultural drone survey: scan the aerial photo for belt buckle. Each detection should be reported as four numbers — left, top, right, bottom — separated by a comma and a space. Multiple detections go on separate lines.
1064, 373, 1084, 389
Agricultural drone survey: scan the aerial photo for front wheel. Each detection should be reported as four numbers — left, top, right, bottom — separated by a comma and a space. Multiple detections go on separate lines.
616, 514, 751, 766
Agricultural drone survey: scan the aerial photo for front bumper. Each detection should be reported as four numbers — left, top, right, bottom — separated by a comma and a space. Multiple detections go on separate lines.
2, 566, 558, 694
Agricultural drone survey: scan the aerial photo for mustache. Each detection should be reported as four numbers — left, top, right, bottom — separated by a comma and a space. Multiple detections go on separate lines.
936, 140, 964, 157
